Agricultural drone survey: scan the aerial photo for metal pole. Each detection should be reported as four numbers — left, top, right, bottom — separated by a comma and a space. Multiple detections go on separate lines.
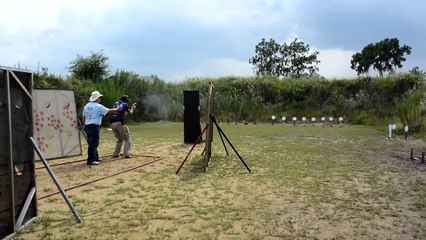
6, 70, 17, 231
15, 187, 36, 229
176, 124, 208, 174
30, 137, 82, 223
211, 115, 251, 173
215, 118, 229, 156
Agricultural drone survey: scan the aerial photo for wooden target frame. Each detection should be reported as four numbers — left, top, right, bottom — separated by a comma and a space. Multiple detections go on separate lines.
0, 67, 37, 239
204, 83, 215, 172
176, 83, 250, 174
0, 67, 82, 240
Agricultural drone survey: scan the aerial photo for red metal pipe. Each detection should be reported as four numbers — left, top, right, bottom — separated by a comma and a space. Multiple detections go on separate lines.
38, 158, 163, 200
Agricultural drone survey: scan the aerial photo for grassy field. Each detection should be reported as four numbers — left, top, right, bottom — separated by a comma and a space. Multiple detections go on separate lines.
15, 122, 426, 239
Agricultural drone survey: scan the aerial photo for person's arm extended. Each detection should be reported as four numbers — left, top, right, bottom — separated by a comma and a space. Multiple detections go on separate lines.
128, 103, 135, 115
107, 106, 120, 115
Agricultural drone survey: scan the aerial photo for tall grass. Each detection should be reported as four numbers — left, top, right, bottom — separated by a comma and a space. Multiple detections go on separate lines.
397, 87, 426, 131
34, 70, 426, 129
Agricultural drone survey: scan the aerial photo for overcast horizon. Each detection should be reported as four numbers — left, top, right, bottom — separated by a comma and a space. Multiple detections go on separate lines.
0, 0, 424, 81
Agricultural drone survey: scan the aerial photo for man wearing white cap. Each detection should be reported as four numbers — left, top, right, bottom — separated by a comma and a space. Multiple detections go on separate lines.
82, 91, 119, 165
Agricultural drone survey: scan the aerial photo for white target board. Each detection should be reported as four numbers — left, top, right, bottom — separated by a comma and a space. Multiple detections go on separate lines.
32, 89, 82, 159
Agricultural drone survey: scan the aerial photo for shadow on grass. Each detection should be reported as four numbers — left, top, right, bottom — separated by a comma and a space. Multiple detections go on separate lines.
176, 157, 207, 181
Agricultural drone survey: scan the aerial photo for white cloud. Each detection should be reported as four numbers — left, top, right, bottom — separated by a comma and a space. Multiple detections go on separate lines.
180, 0, 287, 28
316, 48, 357, 79
167, 57, 252, 81
0, 0, 423, 80
0, 1, 59, 35
168, 49, 359, 81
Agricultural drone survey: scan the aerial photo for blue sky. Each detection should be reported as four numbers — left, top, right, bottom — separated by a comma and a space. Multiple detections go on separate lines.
0, 0, 424, 81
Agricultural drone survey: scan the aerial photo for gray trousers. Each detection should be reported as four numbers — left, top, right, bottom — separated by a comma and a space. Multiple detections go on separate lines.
111, 122, 131, 157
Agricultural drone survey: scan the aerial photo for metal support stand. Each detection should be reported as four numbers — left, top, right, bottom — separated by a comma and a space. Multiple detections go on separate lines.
215, 121, 229, 156
30, 137, 82, 223
210, 115, 251, 173
14, 187, 36, 230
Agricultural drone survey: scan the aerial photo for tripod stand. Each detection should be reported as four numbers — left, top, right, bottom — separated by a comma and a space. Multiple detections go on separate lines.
209, 115, 251, 173
176, 114, 251, 174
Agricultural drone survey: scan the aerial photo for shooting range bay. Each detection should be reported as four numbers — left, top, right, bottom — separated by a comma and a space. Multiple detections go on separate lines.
16, 122, 426, 239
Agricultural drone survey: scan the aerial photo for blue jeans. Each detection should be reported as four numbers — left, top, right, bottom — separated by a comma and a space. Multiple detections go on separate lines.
84, 124, 100, 163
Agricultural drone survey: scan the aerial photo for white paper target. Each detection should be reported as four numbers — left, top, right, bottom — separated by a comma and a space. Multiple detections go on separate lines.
32, 89, 82, 159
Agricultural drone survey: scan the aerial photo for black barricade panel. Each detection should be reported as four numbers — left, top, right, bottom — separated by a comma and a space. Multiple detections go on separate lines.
11, 87, 36, 229
183, 91, 201, 144
0, 70, 12, 237
0, 68, 37, 239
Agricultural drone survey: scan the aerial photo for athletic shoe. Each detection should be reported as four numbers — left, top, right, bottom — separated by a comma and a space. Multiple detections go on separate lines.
87, 161, 101, 165
124, 155, 132, 159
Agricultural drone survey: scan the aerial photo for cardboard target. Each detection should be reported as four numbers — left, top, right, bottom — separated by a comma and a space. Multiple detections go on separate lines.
32, 89, 82, 160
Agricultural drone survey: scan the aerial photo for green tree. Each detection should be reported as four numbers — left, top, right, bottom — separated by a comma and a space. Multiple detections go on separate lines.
68, 50, 110, 82
249, 38, 281, 77
351, 38, 412, 77
33, 67, 68, 89
249, 38, 320, 78
409, 66, 425, 75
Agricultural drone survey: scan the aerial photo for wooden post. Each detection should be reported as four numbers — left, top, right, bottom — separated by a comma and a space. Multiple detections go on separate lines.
204, 84, 215, 172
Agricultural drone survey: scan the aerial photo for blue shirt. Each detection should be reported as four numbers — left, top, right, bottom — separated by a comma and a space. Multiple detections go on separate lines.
109, 100, 129, 124
83, 101, 109, 125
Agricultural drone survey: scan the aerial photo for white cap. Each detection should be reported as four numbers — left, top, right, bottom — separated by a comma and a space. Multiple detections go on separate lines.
89, 91, 103, 102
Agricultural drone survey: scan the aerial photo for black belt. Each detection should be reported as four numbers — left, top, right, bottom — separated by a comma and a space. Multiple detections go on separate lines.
85, 124, 100, 127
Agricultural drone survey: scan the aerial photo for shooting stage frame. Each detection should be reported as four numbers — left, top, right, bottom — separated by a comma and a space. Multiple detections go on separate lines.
176, 83, 251, 174
0, 67, 81, 240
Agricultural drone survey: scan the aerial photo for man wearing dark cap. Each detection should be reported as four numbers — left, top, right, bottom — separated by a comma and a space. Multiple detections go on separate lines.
109, 95, 135, 158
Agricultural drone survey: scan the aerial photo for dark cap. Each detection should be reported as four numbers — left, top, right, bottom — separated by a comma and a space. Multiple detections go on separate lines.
121, 95, 130, 102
